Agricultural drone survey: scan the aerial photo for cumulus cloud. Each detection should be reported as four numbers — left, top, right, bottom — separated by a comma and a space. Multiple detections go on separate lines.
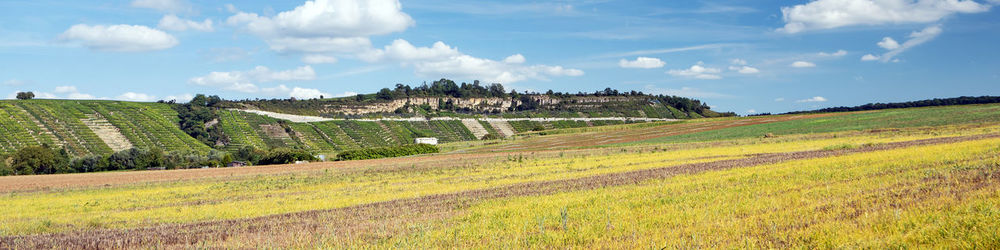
818, 49, 848, 57
775, 97, 785, 102
870, 25, 943, 62
67, 93, 97, 100
227, 0, 414, 54
878, 37, 901, 50
164, 93, 195, 102
779, 0, 991, 33
131, 0, 190, 13
189, 66, 329, 98
302, 54, 338, 64
117, 92, 157, 102
60, 24, 178, 52
158, 14, 213, 32
668, 63, 722, 79
362, 39, 583, 83
619, 57, 666, 69
189, 65, 317, 93
288, 87, 331, 99
861, 54, 881, 61
731, 58, 748, 65
503, 54, 526, 64
796, 96, 828, 102
790, 61, 817, 68
728, 65, 760, 74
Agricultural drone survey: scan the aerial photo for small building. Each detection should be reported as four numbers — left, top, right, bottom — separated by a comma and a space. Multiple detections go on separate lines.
414, 137, 438, 145
227, 161, 247, 168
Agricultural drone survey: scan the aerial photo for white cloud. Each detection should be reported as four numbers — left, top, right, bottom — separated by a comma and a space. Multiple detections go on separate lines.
116, 92, 157, 102
54, 86, 78, 93
131, 0, 190, 13
334, 91, 359, 97
60, 24, 178, 52
779, 0, 991, 33
861, 54, 880, 61
861, 25, 943, 62
728, 66, 760, 74
790, 61, 817, 68
363, 39, 583, 83
189, 65, 317, 93
796, 96, 828, 103
289, 87, 331, 99
878, 37, 901, 50
775, 97, 785, 102
227, 0, 414, 54
164, 93, 195, 102
731, 58, 748, 65
158, 15, 213, 32
503, 54, 526, 64
302, 54, 338, 64
818, 49, 848, 57
189, 66, 328, 99
619, 57, 666, 69
747, 109, 757, 114
667, 63, 722, 79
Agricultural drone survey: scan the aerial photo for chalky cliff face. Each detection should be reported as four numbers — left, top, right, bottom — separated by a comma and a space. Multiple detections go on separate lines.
322, 96, 646, 116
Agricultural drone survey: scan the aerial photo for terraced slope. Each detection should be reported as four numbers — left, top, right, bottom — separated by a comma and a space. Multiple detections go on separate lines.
0, 100, 209, 156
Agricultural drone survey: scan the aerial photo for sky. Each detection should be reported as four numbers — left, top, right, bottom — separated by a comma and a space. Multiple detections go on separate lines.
1, 0, 998, 114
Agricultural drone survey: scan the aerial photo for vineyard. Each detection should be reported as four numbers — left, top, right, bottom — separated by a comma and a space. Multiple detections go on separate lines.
0, 100, 208, 157
2, 103, 1000, 248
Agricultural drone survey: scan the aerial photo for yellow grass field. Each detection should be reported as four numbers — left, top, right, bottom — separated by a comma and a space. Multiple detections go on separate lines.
2, 105, 1000, 248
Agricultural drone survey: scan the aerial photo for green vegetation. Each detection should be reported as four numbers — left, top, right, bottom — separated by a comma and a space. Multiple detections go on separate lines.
631, 104, 1000, 145
335, 143, 439, 161
787, 95, 1000, 114
223, 79, 735, 119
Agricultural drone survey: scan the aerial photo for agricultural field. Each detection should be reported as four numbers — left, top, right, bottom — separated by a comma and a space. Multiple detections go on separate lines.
2, 104, 1000, 248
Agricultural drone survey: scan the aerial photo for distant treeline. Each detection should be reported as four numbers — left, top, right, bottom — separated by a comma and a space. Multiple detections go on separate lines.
217, 78, 733, 118
335, 144, 439, 161
785, 96, 1000, 114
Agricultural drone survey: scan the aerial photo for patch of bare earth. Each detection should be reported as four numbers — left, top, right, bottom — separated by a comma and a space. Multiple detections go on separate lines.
3, 134, 995, 249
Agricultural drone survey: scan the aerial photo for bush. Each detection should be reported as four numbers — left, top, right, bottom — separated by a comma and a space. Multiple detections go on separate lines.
0, 157, 12, 176
481, 133, 501, 140
336, 144, 439, 161
9, 145, 70, 175
258, 148, 316, 165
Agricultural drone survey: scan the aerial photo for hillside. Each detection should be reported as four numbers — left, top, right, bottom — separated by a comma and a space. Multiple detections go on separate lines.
0, 98, 658, 159
0, 100, 209, 157
3, 103, 1000, 248
223, 79, 735, 119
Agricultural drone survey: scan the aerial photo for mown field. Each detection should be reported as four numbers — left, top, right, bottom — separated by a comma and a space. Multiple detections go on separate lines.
2, 104, 1000, 248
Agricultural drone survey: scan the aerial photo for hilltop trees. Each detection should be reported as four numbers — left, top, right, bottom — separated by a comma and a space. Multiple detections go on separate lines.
15, 92, 34, 100
173, 94, 228, 147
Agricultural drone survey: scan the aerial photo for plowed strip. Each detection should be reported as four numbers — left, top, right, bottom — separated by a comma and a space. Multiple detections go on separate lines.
3, 134, 994, 249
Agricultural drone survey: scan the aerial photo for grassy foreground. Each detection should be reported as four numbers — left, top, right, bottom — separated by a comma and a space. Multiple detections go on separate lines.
2, 104, 1000, 248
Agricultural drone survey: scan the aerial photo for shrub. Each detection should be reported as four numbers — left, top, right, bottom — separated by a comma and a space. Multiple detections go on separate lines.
258, 148, 316, 165
9, 145, 70, 175
336, 144, 439, 161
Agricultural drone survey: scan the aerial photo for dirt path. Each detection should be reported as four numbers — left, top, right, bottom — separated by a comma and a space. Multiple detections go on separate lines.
4, 134, 994, 249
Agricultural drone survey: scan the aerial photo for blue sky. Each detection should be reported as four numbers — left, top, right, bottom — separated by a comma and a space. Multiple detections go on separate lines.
1, 0, 998, 114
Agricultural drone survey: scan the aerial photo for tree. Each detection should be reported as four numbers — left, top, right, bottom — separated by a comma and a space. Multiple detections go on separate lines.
15, 92, 34, 100
10, 145, 69, 175
376, 88, 394, 100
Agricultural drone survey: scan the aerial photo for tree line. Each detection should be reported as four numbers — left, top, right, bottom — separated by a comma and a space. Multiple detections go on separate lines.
785, 96, 1000, 114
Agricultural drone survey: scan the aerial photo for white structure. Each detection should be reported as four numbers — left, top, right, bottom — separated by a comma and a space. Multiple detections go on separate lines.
414, 137, 438, 145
